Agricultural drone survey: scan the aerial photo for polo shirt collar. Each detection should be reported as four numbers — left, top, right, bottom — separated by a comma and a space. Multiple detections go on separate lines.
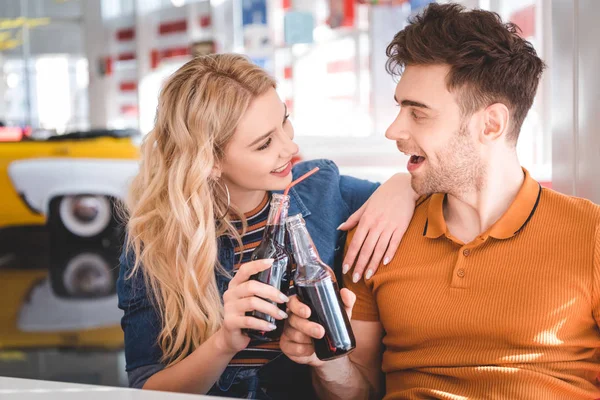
423, 193, 446, 239
423, 168, 541, 240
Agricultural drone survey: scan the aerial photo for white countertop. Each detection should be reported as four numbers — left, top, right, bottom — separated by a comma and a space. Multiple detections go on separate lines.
0, 377, 232, 399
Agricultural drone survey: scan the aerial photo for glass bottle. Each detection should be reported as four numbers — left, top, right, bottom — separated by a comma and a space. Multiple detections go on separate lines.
244, 194, 292, 342
286, 214, 356, 360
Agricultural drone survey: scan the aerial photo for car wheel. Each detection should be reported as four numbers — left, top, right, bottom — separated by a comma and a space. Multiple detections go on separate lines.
48, 250, 118, 299
52, 195, 113, 239
62, 252, 114, 298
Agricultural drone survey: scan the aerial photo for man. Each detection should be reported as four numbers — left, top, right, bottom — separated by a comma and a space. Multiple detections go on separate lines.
280, 3, 600, 399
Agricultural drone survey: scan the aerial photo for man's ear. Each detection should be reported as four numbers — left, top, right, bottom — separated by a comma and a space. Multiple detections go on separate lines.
480, 102, 510, 143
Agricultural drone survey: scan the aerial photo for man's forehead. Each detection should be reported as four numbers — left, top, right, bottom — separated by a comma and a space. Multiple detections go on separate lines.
395, 64, 453, 104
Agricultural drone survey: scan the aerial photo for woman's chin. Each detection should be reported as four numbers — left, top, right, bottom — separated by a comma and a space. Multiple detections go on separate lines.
267, 175, 293, 191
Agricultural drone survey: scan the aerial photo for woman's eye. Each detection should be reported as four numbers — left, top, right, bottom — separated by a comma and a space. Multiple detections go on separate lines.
257, 137, 272, 151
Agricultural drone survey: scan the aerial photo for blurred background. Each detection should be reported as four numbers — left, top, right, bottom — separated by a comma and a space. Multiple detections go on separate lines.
0, 0, 598, 389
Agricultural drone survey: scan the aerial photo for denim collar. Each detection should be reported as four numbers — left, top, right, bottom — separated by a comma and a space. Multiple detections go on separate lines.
275, 186, 311, 219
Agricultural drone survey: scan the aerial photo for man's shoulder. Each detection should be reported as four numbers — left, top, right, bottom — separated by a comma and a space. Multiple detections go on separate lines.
541, 187, 600, 217
539, 187, 600, 231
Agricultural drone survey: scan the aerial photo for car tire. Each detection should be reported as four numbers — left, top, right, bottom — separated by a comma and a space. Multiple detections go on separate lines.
49, 249, 119, 299
49, 195, 117, 243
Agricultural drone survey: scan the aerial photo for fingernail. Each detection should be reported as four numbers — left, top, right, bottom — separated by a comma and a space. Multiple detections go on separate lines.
280, 293, 290, 302
264, 259, 274, 265
268, 324, 277, 331
383, 257, 390, 266
313, 327, 322, 337
352, 273, 360, 283
342, 264, 350, 274
279, 310, 289, 319
365, 270, 373, 280
336, 223, 344, 230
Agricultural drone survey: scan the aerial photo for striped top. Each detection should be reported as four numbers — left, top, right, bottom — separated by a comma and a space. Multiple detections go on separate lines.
231, 194, 271, 269
228, 193, 282, 366
344, 169, 600, 399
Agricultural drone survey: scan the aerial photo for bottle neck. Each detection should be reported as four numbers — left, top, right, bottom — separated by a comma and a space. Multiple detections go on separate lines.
265, 219, 286, 245
265, 195, 289, 245
287, 221, 322, 267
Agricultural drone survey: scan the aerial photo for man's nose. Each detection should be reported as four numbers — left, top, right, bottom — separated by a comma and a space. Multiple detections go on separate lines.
385, 113, 411, 141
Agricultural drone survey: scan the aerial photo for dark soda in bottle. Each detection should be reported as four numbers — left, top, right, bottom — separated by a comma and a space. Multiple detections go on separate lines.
286, 214, 356, 361
244, 194, 292, 342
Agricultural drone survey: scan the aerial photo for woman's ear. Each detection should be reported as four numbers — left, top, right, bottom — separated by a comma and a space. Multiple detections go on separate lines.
211, 166, 222, 180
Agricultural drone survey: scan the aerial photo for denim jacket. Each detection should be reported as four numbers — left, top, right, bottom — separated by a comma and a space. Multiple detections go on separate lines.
117, 159, 380, 399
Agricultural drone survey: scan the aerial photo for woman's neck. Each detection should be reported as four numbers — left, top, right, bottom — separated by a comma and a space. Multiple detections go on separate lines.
225, 182, 268, 214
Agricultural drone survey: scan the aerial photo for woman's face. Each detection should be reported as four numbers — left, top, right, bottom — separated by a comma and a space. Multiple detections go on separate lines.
220, 88, 299, 193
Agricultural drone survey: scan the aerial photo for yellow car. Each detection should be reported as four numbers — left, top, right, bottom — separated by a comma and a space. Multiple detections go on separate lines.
0, 129, 140, 240
0, 129, 139, 352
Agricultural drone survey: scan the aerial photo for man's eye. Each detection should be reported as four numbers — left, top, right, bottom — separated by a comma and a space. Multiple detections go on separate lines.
412, 111, 423, 120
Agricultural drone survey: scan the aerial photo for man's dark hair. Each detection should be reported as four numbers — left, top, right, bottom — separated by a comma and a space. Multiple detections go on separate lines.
386, 3, 545, 142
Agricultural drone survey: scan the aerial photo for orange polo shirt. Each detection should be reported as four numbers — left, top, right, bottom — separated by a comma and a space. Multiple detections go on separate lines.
344, 169, 600, 399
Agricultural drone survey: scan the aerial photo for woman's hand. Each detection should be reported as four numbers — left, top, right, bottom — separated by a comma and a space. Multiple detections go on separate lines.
338, 173, 418, 282
280, 289, 356, 367
215, 259, 290, 355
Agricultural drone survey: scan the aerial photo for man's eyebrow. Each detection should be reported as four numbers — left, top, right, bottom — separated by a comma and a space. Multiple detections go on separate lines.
394, 95, 431, 110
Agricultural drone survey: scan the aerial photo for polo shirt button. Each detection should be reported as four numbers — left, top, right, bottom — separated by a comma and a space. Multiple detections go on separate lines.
463, 249, 471, 257
457, 269, 465, 278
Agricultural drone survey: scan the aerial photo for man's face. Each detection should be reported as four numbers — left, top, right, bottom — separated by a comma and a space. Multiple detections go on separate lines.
385, 64, 486, 196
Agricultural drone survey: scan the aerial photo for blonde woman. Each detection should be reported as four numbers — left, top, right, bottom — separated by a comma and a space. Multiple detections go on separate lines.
117, 54, 417, 399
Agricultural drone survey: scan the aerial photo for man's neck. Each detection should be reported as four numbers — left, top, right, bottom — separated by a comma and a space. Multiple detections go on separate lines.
444, 156, 524, 244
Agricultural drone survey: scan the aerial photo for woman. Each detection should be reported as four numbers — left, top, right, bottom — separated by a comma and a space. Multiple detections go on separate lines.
117, 54, 416, 398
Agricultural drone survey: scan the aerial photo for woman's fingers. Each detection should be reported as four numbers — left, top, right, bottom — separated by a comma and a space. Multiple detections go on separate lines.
337, 204, 365, 232
232, 296, 288, 320
233, 279, 289, 304
229, 259, 274, 289
224, 315, 278, 332
351, 228, 382, 282
342, 224, 369, 275
364, 228, 394, 280
382, 230, 403, 269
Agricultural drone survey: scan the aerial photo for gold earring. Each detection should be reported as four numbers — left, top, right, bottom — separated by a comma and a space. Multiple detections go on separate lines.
214, 179, 231, 220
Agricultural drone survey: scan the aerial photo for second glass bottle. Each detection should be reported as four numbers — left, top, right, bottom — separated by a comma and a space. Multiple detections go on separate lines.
286, 213, 356, 361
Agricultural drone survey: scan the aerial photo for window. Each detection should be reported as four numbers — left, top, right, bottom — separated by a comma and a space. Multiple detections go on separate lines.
287, 0, 551, 184
102, 0, 135, 20
3, 56, 89, 133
